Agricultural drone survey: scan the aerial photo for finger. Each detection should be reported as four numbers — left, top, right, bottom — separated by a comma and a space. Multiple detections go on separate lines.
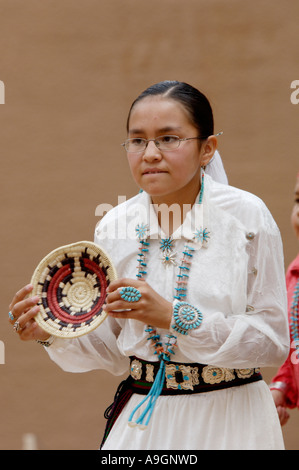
277, 406, 290, 426
105, 305, 134, 319
106, 278, 143, 293
104, 298, 133, 313
106, 286, 141, 303
9, 284, 34, 311
16, 305, 40, 330
280, 412, 290, 426
9, 295, 40, 324
281, 409, 290, 426
105, 289, 121, 304
18, 319, 44, 342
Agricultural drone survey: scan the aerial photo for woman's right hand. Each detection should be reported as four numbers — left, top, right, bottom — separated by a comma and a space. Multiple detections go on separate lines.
8, 284, 51, 342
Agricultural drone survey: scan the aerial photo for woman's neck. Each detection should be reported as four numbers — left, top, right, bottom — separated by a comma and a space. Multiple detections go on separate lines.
150, 181, 201, 236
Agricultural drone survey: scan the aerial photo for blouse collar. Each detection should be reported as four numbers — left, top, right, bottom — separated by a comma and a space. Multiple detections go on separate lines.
137, 179, 209, 249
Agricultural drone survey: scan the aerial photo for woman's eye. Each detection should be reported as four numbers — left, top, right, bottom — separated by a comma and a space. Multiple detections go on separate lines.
131, 138, 144, 146
160, 135, 178, 144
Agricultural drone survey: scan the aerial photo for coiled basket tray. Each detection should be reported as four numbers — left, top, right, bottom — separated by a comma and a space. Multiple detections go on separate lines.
31, 241, 117, 338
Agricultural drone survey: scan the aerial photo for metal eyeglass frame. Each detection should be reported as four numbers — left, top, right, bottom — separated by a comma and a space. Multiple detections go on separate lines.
121, 132, 223, 153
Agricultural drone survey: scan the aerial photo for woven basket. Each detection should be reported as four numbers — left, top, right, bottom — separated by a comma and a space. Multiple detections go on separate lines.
31, 241, 117, 338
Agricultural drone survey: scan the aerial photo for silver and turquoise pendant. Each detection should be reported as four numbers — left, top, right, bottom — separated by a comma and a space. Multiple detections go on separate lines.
159, 237, 177, 266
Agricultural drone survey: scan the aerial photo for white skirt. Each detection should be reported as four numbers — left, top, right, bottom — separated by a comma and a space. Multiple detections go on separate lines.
101, 381, 284, 450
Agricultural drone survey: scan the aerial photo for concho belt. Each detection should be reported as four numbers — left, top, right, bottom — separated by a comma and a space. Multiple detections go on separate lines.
130, 356, 262, 395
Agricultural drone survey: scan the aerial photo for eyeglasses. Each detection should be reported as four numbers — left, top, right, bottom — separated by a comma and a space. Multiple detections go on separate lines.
121, 135, 205, 153
121, 132, 223, 153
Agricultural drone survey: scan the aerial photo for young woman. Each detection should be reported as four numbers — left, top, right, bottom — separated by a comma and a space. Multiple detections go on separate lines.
9, 81, 289, 450
270, 173, 299, 425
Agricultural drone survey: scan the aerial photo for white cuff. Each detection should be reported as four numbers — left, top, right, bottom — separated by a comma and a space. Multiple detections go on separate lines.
269, 381, 288, 393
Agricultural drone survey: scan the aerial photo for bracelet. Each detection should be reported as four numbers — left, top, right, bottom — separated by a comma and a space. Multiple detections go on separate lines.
172, 301, 203, 335
36, 336, 54, 347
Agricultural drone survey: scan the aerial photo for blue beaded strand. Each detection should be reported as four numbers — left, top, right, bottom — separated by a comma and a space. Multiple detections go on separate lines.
129, 171, 205, 428
290, 279, 299, 357
198, 171, 204, 204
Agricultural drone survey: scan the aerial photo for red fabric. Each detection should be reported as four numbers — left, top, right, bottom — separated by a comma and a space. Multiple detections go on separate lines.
271, 253, 299, 408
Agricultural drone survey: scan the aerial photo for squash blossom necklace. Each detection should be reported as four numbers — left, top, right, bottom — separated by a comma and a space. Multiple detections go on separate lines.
128, 172, 209, 428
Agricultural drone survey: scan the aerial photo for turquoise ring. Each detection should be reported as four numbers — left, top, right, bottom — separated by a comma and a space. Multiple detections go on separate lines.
120, 287, 142, 303
8, 311, 15, 321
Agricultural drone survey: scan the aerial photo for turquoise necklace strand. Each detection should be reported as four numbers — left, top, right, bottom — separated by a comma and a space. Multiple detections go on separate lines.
128, 173, 205, 428
290, 278, 299, 357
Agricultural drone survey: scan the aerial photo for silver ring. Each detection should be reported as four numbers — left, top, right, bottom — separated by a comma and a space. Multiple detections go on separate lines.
13, 320, 22, 332
8, 311, 15, 321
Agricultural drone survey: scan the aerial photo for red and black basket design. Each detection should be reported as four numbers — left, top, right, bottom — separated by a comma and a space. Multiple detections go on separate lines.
31, 241, 117, 338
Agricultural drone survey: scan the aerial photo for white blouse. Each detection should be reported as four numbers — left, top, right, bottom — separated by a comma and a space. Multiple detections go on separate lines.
45, 174, 290, 450
46, 174, 289, 374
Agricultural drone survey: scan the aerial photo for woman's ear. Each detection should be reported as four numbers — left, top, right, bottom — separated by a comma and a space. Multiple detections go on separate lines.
201, 135, 217, 167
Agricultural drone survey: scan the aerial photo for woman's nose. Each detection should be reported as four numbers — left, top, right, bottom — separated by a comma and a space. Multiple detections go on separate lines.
142, 140, 162, 161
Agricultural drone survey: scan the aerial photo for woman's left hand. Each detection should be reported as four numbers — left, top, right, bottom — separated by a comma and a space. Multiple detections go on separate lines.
104, 278, 173, 329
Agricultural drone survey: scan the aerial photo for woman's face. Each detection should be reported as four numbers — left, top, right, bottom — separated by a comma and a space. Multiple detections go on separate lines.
126, 96, 214, 205
291, 179, 299, 241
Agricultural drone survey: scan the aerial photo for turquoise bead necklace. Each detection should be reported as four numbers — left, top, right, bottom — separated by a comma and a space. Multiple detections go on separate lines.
290, 278, 299, 357
128, 172, 205, 428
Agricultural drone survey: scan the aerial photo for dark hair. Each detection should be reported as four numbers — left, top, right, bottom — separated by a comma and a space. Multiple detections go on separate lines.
126, 80, 214, 138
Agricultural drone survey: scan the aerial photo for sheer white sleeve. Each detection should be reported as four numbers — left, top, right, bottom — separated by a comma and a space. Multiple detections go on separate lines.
46, 316, 129, 375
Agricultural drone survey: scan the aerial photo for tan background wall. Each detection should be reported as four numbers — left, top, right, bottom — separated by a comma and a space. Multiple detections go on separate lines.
0, 0, 298, 450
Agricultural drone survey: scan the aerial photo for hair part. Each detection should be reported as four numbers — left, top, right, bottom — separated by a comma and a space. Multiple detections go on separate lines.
126, 80, 214, 138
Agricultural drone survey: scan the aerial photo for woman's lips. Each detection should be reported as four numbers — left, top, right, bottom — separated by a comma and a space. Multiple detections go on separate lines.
142, 168, 167, 175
